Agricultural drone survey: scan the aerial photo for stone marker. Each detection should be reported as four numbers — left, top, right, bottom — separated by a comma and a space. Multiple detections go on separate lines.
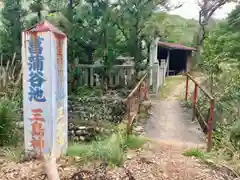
22, 20, 68, 158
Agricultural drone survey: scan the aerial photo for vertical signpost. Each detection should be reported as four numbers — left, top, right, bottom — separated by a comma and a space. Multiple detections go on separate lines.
22, 21, 68, 158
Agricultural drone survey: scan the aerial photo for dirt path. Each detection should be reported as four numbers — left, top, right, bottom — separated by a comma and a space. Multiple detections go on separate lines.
113, 142, 233, 180
145, 75, 205, 146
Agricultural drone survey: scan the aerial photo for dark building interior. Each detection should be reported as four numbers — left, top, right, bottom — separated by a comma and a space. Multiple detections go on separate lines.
157, 46, 187, 76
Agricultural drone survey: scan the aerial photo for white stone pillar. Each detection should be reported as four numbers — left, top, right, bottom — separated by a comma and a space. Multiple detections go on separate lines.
22, 21, 68, 158
149, 37, 159, 87
159, 60, 166, 87
156, 62, 160, 94
166, 50, 170, 76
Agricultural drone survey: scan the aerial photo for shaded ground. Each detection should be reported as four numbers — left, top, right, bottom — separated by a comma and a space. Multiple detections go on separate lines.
145, 75, 205, 146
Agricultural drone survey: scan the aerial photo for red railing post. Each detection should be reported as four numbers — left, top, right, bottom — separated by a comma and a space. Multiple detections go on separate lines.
192, 84, 198, 121
144, 80, 149, 100
186, 73, 215, 152
139, 82, 144, 102
124, 74, 147, 135
185, 74, 189, 100
126, 98, 132, 134
207, 99, 215, 152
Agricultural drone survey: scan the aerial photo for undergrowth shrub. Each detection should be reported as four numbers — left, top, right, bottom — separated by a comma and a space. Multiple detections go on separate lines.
183, 99, 193, 108
0, 98, 19, 146
230, 120, 240, 150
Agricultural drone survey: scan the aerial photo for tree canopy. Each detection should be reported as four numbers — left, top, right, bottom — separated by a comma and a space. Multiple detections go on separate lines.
200, 4, 240, 155
0, 0, 199, 66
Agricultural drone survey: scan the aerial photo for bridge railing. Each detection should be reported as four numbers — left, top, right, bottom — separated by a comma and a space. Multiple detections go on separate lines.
185, 73, 215, 152
123, 73, 149, 134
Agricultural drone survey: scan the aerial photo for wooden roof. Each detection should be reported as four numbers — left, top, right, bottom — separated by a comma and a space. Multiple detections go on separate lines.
24, 20, 66, 36
158, 41, 196, 51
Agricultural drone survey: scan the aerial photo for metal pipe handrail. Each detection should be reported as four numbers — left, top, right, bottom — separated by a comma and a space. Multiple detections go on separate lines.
185, 73, 215, 152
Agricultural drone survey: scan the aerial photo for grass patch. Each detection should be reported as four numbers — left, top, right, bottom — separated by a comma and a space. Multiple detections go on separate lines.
67, 132, 146, 166
183, 99, 193, 108
0, 146, 23, 161
183, 148, 205, 160
123, 134, 146, 149
160, 75, 186, 98
74, 86, 103, 97
0, 98, 20, 146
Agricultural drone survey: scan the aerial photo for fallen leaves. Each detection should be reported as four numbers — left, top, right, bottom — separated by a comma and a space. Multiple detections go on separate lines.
0, 142, 237, 180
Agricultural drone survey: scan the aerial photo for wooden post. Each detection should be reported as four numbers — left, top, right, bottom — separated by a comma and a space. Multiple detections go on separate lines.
90, 67, 94, 86
79, 67, 83, 85
71, 63, 76, 91
160, 60, 166, 87
127, 67, 131, 86
84, 68, 88, 86
156, 62, 160, 94
192, 84, 198, 121
207, 99, 215, 152
149, 41, 153, 87
116, 69, 120, 86
144, 80, 149, 100
109, 71, 113, 87
124, 68, 127, 86
119, 68, 124, 86
149, 37, 159, 87
185, 75, 189, 100
166, 50, 170, 76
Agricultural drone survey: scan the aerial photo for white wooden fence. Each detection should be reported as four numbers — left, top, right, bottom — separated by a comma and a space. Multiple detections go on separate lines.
69, 61, 168, 94
71, 64, 135, 88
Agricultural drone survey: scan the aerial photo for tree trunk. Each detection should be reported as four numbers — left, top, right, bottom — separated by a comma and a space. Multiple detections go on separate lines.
132, 13, 141, 78
68, 0, 73, 22
37, 11, 41, 22
193, 25, 205, 66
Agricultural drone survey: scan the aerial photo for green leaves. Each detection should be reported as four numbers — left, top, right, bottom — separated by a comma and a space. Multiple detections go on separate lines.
29, 0, 44, 14
200, 4, 240, 150
144, 12, 198, 46
0, 0, 25, 59
228, 4, 240, 31
0, 98, 19, 146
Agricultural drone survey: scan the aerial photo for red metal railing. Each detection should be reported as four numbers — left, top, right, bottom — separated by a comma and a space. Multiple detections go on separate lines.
123, 74, 149, 134
185, 73, 215, 152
